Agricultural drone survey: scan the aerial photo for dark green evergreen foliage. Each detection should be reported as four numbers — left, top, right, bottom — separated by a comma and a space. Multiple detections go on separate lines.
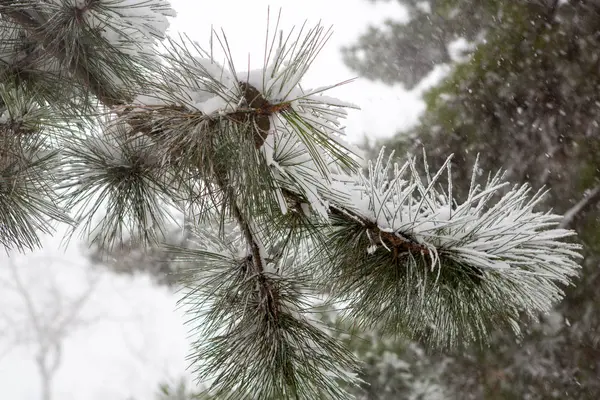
346, 0, 600, 398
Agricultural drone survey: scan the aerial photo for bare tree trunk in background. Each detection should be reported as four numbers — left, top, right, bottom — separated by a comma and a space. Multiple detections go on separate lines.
36, 341, 62, 400
39, 361, 52, 400
2, 257, 98, 400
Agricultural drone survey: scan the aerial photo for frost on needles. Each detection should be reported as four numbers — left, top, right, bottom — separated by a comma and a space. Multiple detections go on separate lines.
0, 1, 582, 399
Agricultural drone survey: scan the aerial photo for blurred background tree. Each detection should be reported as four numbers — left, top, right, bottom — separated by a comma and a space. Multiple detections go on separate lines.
343, 0, 600, 398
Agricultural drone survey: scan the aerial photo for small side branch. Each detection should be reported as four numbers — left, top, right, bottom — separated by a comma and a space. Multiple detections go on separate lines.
119, 84, 290, 149
230, 199, 264, 275
559, 184, 600, 229
281, 188, 430, 256
216, 175, 280, 321
330, 206, 430, 256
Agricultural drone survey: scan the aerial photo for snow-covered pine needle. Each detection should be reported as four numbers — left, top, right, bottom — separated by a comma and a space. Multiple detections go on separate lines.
321, 149, 582, 348
58, 116, 179, 252
115, 20, 362, 225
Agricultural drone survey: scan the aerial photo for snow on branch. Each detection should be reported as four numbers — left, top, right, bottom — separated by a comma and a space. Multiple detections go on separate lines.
128, 19, 359, 161
316, 150, 582, 347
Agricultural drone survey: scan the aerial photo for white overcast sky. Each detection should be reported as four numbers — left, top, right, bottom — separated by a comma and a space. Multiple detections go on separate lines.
168, 0, 434, 144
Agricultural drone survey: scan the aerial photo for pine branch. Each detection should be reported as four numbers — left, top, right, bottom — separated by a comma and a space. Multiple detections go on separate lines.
0, 85, 73, 251
213, 167, 282, 322
58, 123, 180, 251
171, 222, 361, 399
0, 2, 128, 107
319, 151, 581, 347
559, 184, 600, 229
